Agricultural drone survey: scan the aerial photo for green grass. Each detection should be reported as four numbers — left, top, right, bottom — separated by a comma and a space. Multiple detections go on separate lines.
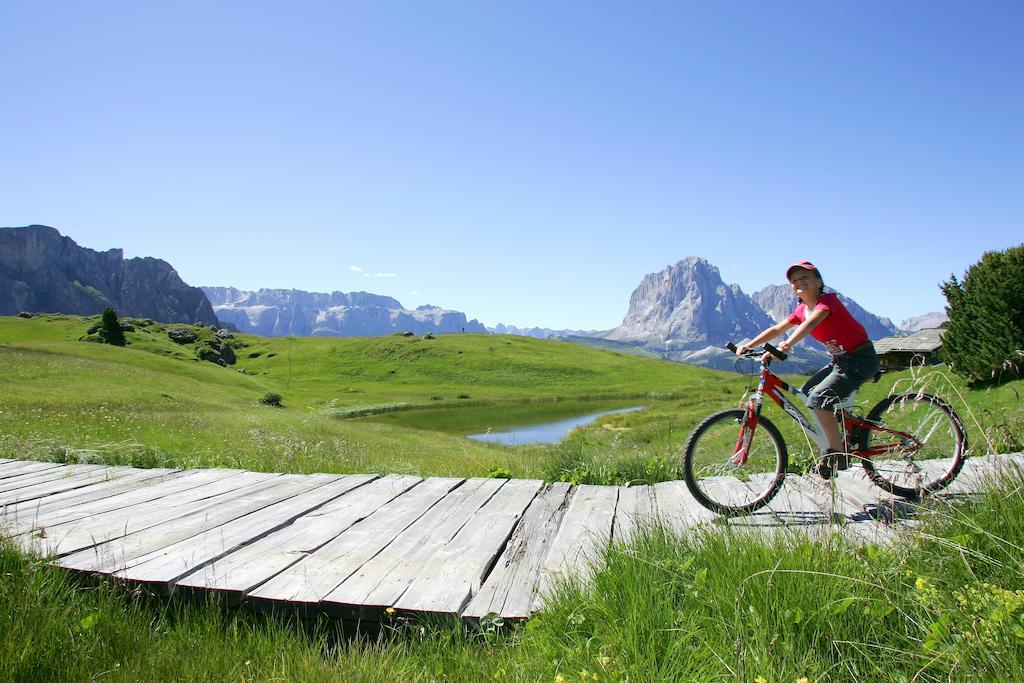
0, 315, 744, 481
4, 313, 1024, 680
6, 471, 1024, 681
2, 315, 1022, 484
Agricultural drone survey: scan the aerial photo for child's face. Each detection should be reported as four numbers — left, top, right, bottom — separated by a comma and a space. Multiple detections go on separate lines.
789, 268, 821, 300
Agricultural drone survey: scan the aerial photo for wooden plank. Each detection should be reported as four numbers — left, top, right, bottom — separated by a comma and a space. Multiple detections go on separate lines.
11, 469, 239, 538
20, 470, 272, 557
0, 460, 64, 480
651, 480, 716, 535
0, 468, 185, 535
176, 475, 419, 602
462, 481, 571, 621
58, 473, 327, 573
0, 465, 125, 506
612, 484, 657, 545
532, 484, 618, 611
0, 463, 112, 495
247, 477, 462, 606
108, 475, 373, 589
322, 478, 506, 616
393, 478, 543, 616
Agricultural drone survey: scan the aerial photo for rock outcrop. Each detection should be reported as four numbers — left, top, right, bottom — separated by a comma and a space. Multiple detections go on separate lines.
0, 225, 218, 325
900, 312, 948, 333
606, 257, 774, 350
203, 287, 488, 337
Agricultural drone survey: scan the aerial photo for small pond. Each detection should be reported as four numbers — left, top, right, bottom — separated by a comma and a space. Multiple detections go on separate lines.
467, 406, 644, 446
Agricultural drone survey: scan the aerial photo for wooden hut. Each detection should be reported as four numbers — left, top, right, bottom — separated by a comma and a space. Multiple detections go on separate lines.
873, 327, 945, 371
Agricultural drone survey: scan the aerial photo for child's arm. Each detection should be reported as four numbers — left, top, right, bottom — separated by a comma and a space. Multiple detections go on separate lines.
736, 320, 794, 355
778, 309, 829, 354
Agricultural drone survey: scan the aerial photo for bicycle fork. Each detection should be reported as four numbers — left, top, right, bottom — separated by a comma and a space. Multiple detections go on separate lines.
732, 384, 767, 466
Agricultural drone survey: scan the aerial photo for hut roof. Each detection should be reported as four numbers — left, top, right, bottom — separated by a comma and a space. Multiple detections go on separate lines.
874, 327, 945, 355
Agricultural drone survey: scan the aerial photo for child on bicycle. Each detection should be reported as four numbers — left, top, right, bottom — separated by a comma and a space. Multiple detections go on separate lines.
735, 260, 880, 478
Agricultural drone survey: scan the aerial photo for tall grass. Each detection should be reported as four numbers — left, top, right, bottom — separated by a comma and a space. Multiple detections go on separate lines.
6, 471, 1024, 681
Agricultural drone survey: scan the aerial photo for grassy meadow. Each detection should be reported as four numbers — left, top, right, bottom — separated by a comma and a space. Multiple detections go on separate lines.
3, 314, 1021, 484
3, 313, 1024, 681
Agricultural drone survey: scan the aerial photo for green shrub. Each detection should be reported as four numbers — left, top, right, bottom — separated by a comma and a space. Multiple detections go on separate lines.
99, 307, 126, 346
259, 392, 284, 407
941, 244, 1024, 384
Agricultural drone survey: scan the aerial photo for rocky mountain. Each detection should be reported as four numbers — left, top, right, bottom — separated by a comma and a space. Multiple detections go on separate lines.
488, 323, 599, 339
0, 225, 218, 325
900, 312, 948, 333
606, 258, 775, 349
203, 287, 488, 337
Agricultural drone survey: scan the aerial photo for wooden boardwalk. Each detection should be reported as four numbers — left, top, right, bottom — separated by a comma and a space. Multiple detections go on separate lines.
1, 454, 1021, 622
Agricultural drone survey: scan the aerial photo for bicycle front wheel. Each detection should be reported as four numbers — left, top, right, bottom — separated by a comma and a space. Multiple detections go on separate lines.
682, 409, 788, 516
858, 392, 968, 500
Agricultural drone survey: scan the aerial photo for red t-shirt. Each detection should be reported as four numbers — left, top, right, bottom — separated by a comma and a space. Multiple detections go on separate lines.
787, 292, 869, 356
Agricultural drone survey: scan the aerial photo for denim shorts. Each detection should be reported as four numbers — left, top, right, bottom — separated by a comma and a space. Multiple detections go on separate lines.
801, 346, 880, 410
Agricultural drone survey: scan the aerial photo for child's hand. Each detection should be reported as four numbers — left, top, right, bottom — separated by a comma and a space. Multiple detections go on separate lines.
735, 344, 749, 356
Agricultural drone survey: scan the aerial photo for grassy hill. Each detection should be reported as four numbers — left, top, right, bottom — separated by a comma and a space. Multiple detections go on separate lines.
1, 314, 1021, 483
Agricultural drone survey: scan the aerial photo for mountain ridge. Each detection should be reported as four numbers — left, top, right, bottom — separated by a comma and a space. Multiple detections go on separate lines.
0, 225, 218, 325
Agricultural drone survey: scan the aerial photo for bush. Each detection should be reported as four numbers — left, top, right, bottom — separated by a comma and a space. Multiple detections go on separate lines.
941, 244, 1024, 384
259, 392, 284, 407
99, 307, 126, 346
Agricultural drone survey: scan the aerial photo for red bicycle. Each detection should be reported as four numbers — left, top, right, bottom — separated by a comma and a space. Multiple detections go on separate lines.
681, 343, 968, 516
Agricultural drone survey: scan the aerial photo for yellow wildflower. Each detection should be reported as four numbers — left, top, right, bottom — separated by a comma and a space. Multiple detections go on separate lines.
555, 675, 565, 683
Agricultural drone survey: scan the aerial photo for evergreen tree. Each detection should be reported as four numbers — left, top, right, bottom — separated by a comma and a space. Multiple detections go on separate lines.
99, 307, 126, 347
940, 244, 1024, 384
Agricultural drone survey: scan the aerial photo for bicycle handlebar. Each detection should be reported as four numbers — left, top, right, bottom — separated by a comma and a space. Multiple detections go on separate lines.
725, 342, 788, 362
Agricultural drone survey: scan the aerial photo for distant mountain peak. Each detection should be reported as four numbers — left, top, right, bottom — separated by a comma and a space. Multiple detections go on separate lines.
203, 286, 487, 337
0, 225, 217, 325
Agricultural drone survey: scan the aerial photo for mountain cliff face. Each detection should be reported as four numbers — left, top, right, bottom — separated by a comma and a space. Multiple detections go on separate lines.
0, 225, 218, 325
203, 287, 488, 337
607, 257, 774, 349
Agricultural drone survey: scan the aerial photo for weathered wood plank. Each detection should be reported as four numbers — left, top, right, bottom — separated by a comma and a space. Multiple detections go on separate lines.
176, 475, 419, 602
393, 478, 543, 616
651, 480, 716, 535
322, 478, 506, 616
10, 469, 239, 538
612, 485, 657, 545
59, 474, 330, 574
108, 475, 372, 589
247, 477, 462, 606
462, 481, 571, 621
532, 484, 618, 611
0, 463, 113, 495
0, 465, 125, 506
0, 460, 64, 480
1, 468, 185, 534
19, 470, 272, 556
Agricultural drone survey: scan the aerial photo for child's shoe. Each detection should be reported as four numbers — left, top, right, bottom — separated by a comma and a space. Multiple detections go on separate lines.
815, 449, 849, 479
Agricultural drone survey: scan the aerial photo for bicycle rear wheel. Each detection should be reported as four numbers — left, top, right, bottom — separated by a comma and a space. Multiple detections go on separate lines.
682, 409, 788, 516
857, 392, 968, 500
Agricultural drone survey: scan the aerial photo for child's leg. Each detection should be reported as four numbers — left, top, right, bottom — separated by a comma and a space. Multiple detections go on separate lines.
814, 409, 844, 452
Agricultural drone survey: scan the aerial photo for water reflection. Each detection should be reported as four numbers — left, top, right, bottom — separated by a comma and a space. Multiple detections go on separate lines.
467, 406, 644, 446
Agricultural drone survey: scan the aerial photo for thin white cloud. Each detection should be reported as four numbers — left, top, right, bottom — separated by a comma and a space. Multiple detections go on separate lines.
375, 272, 399, 278
349, 265, 365, 273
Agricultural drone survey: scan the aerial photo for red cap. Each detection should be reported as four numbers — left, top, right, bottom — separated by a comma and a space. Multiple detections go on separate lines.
786, 260, 819, 280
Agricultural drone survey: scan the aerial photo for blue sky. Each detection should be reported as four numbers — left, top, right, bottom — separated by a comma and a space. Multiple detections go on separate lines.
2, 1, 1021, 329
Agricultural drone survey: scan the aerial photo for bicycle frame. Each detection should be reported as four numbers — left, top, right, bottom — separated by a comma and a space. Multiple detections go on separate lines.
734, 359, 922, 465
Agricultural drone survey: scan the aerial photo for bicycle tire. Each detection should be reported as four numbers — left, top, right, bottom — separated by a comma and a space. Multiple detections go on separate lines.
857, 391, 968, 500
682, 409, 788, 516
